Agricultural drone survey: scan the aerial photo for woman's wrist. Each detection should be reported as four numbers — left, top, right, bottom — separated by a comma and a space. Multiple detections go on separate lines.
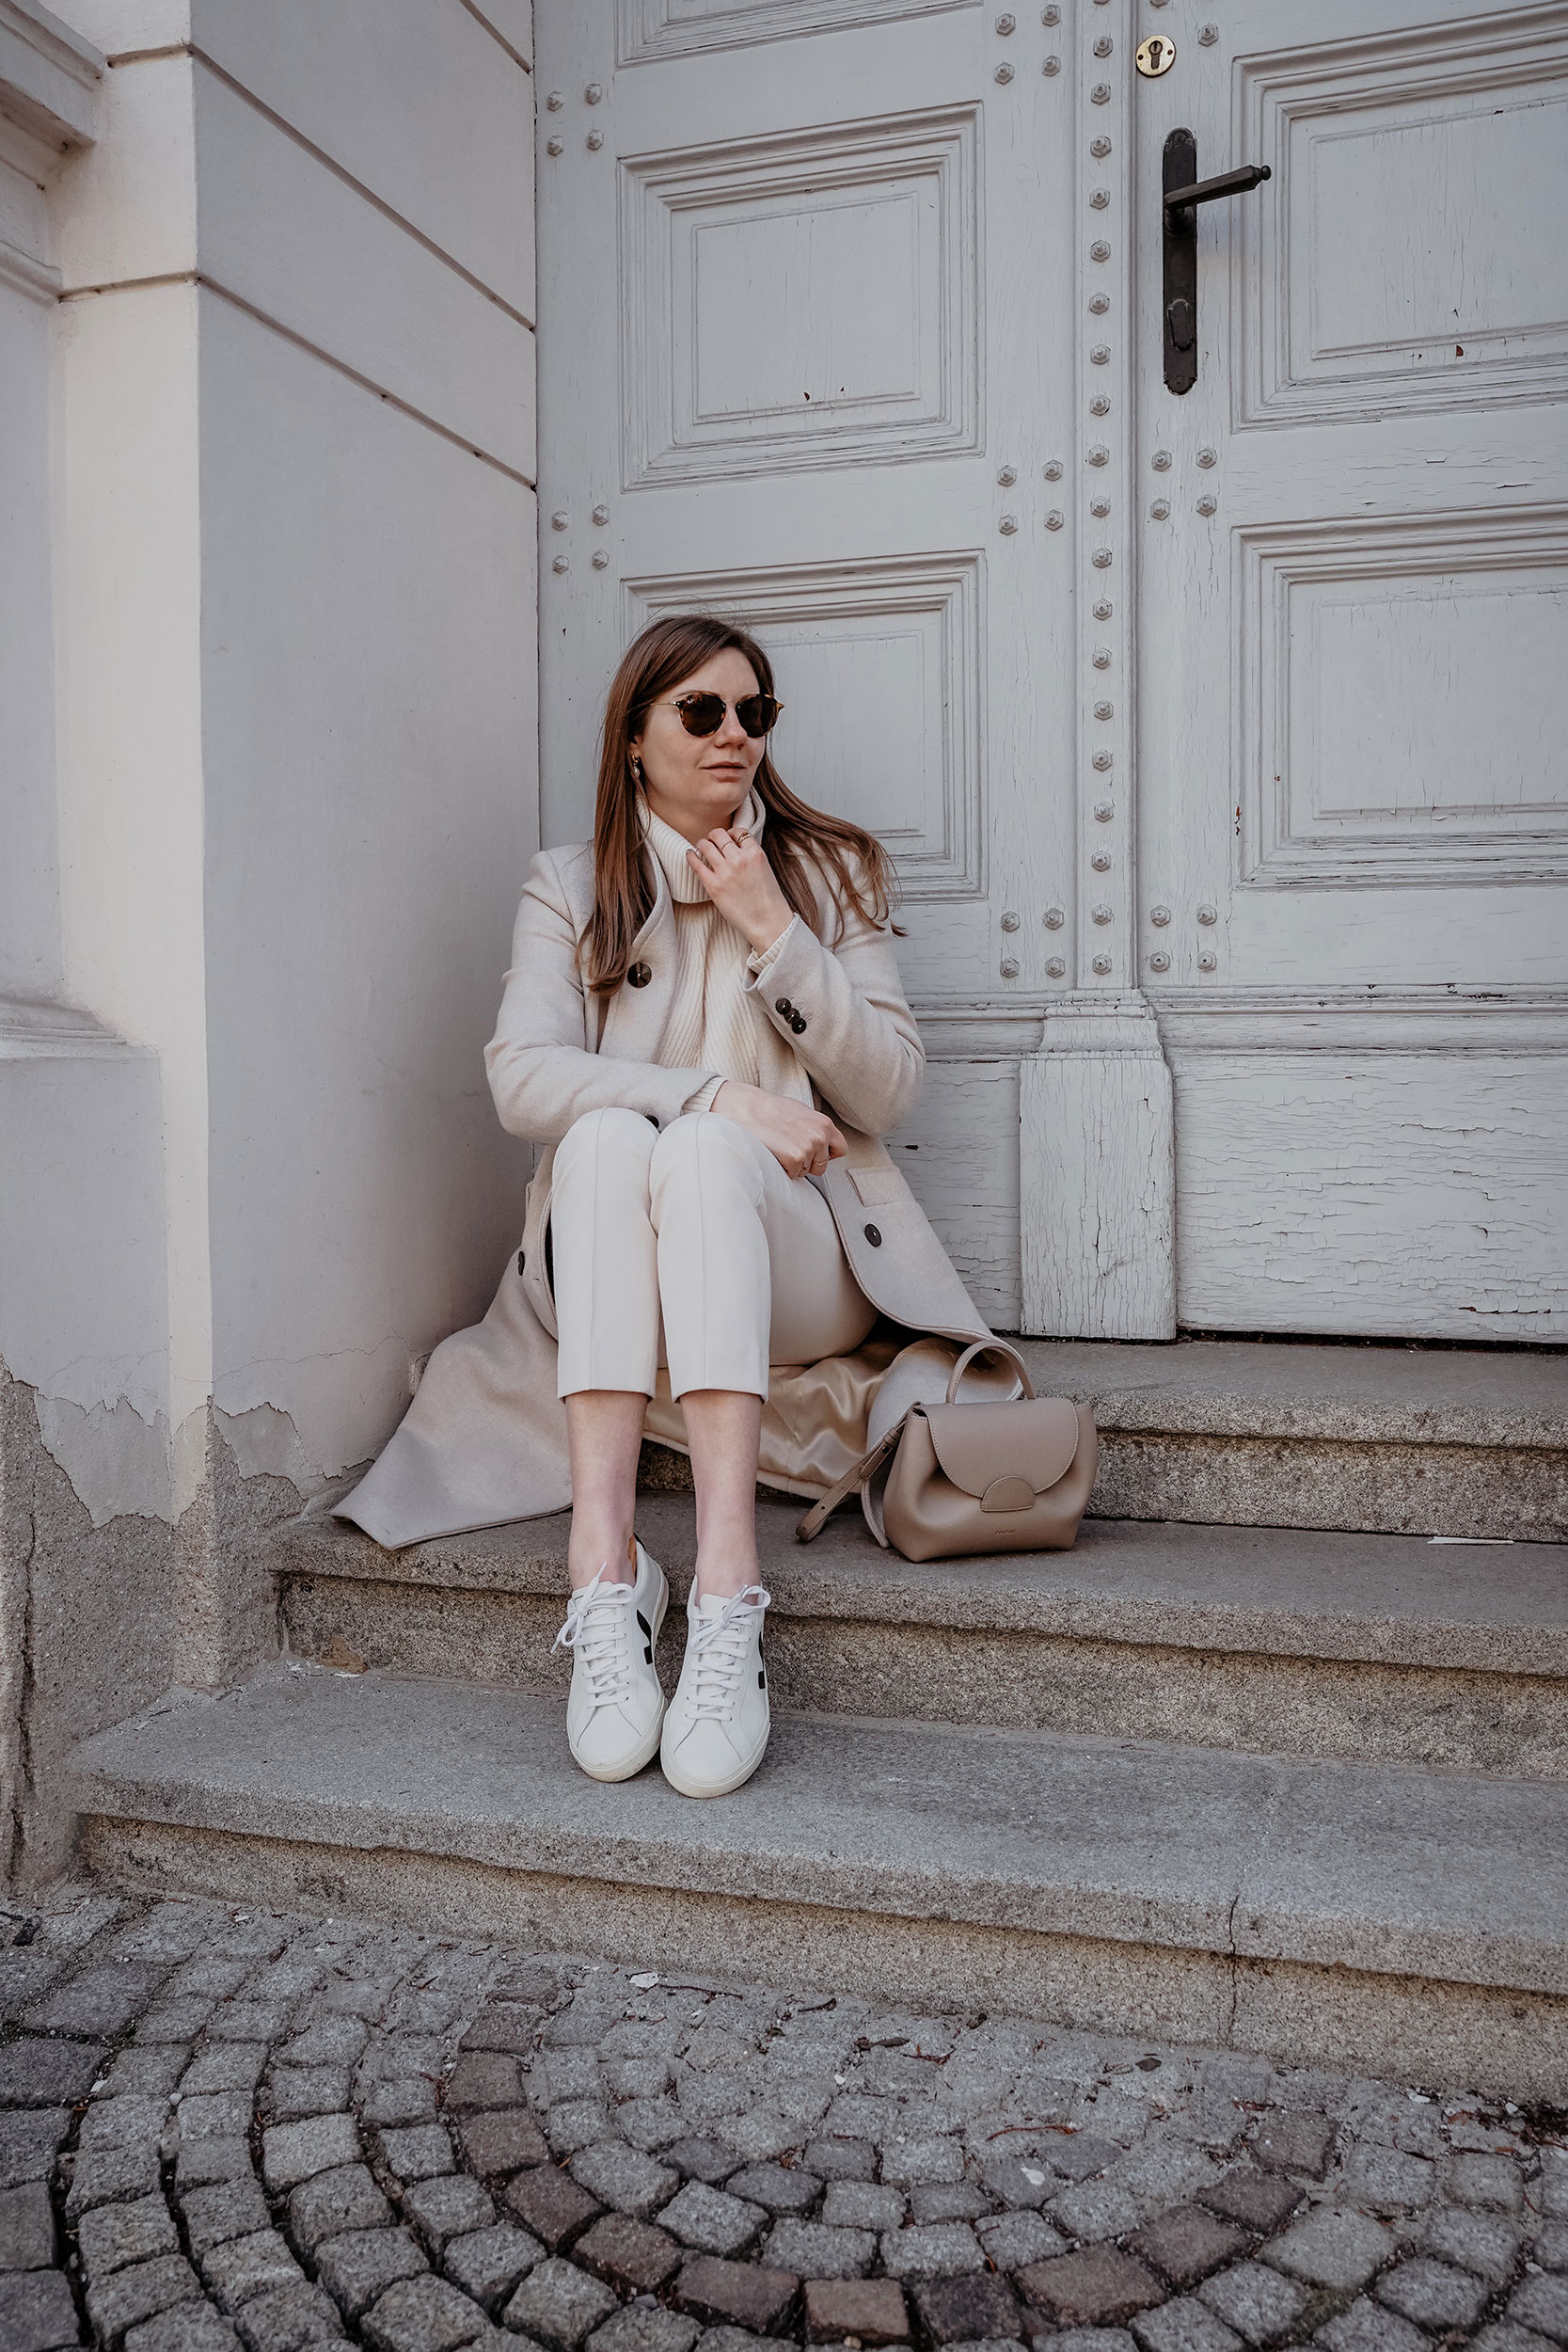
747, 914, 794, 963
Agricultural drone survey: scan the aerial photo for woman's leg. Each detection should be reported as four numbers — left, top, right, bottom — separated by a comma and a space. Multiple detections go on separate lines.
648, 1113, 771, 1599
649, 1112, 875, 1597
564, 1392, 646, 1590
649, 1112, 872, 1797
549, 1107, 659, 1590
681, 1391, 764, 1597
548, 1108, 672, 1781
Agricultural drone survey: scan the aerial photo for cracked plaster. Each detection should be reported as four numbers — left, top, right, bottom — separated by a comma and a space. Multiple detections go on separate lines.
1, 1368, 309, 1890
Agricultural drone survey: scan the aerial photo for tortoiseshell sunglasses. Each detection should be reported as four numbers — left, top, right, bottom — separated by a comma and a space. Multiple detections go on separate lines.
655, 691, 783, 739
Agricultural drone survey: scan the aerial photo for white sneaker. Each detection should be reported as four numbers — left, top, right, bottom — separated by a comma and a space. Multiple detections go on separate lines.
659, 1584, 772, 1799
553, 1543, 668, 1782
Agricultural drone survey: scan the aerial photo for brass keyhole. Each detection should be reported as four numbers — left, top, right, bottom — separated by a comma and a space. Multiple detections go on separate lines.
1136, 34, 1176, 76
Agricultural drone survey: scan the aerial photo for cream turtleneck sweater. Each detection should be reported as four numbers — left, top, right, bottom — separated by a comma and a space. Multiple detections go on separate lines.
641, 790, 815, 1115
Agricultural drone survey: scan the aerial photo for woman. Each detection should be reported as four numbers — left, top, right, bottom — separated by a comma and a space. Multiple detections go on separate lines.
335, 614, 998, 1798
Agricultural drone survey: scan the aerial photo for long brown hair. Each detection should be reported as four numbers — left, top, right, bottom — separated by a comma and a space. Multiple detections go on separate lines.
583, 613, 901, 995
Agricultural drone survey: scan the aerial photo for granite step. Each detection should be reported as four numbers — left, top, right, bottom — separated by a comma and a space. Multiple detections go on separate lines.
272, 1498, 1568, 1780
636, 1337, 1568, 1541
69, 1663, 1568, 2099
1017, 1338, 1566, 1543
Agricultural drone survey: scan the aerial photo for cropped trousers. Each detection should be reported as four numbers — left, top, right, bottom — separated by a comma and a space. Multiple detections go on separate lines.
550, 1107, 878, 1401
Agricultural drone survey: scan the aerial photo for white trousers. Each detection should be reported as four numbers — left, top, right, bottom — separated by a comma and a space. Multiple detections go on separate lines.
550, 1108, 878, 1401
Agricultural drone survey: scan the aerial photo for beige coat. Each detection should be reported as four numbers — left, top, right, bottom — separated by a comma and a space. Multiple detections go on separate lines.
334, 840, 993, 1549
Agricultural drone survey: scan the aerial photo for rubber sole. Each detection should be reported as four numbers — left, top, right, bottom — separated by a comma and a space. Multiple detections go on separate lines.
567, 1562, 669, 1784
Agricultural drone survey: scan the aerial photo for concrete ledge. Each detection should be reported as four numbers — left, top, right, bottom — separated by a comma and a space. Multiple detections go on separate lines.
1015, 1337, 1568, 1449
270, 1505, 1568, 1778
1015, 1339, 1568, 1543
278, 1571, 1568, 1780
274, 1504, 1568, 1675
69, 1669, 1568, 1999
80, 1816, 1568, 2103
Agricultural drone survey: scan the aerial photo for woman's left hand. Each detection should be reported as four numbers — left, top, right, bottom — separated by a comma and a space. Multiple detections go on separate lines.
686, 827, 794, 958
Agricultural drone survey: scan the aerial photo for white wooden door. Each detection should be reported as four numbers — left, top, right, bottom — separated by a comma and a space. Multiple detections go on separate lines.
1131, 0, 1568, 1341
534, 0, 1097, 1332
536, 0, 1568, 1344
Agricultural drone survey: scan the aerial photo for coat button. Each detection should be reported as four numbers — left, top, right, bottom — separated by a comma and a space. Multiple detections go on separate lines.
791, 1015, 807, 1034
774, 997, 793, 1015
864, 1223, 882, 1246
627, 961, 652, 988
517, 1249, 526, 1277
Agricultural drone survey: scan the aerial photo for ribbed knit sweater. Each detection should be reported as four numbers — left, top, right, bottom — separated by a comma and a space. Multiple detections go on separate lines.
641, 790, 815, 1114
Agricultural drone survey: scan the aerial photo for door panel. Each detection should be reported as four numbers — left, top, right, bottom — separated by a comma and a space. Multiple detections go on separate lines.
1133, 0, 1568, 1341
535, 0, 1080, 1327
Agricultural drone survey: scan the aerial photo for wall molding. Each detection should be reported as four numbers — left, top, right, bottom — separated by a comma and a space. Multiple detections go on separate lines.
911, 987, 1568, 1061
0, 0, 100, 180
1155, 986, 1568, 1058
1021, 997, 1176, 1341
0, 230, 57, 300
0, 994, 149, 1061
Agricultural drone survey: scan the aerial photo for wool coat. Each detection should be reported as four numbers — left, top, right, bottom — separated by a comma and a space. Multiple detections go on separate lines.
333, 837, 997, 1550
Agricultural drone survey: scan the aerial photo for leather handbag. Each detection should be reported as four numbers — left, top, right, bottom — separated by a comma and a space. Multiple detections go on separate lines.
796, 1338, 1098, 1561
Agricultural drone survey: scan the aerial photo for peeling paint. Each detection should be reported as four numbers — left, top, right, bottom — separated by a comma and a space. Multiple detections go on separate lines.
33, 1391, 171, 1529
214, 1333, 424, 1485
216, 1398, 335, 1495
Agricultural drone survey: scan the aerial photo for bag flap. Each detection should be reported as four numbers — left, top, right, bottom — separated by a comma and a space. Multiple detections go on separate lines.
919, 1394, 1084, 1498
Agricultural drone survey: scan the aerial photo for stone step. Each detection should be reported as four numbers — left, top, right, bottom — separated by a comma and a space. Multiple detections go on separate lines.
272, 1498, 1568, 1780
70, 1664, 1568, 2098
640, 1337, 1568, 1541
1018, 1339, 1568, 1543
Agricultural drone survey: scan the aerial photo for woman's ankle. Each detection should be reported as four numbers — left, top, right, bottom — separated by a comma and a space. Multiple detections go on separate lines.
691, 1553, 761, 1602
569, 1525, 638, 1587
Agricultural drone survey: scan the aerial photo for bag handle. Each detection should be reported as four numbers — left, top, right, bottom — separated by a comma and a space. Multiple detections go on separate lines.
944, 1338, 1035, 1405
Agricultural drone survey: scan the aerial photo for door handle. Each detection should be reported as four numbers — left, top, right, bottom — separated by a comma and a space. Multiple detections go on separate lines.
1162, 129, 1271, 394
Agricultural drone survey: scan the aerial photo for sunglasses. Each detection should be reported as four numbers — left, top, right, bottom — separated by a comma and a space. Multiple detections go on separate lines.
656, 691, 784, 739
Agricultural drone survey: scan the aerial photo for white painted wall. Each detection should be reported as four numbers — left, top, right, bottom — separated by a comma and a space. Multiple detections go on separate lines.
40, 0, 538, 1523
2, 0, 538, 1872
0, 176, 65, 1001
198, 296, 536, 1479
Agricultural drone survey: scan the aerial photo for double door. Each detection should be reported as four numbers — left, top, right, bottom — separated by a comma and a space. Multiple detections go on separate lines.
535, 0, 1566, 1343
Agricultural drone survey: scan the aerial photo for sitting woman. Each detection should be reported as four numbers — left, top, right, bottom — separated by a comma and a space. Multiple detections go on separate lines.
336, 613, 995, 1799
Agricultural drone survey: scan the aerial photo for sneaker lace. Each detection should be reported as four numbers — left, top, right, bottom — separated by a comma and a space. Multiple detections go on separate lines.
688, 1585, 770, 1722
553, 1566, 638, 1707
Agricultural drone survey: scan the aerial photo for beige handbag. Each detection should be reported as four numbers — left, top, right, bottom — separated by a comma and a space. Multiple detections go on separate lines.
797, 1339, 1098, 1561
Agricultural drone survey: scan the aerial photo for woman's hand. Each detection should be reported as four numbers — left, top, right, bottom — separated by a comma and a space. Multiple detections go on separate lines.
711, 1082, 847, 1180
686, 826, 795, 958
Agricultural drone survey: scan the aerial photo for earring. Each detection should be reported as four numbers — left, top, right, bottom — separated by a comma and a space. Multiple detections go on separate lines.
631, 754, 644, 787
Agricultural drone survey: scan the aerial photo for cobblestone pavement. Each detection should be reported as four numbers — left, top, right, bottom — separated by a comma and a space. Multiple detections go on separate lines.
2, 1888, 1564, 2352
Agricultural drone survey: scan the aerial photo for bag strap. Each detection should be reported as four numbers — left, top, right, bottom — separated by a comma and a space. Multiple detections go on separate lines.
796, 1339, 1036, 1542
795, 1421, 903, 1543
944, 1337, 1035, 1404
